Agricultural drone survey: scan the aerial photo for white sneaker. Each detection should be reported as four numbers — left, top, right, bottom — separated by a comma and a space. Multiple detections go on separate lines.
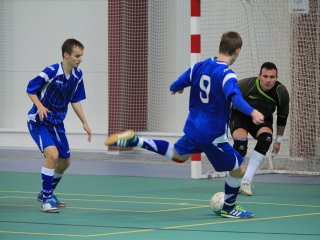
240, 180, 254, 196
41, 198, 59, 213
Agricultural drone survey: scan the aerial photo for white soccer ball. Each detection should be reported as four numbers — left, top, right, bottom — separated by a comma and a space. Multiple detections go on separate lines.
210, 192, 225, 215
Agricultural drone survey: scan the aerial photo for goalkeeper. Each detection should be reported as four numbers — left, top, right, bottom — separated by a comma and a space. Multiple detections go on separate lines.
229, 62, 289, 196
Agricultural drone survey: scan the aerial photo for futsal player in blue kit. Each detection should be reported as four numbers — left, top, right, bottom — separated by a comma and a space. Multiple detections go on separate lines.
105, 32, 264, 218
27, 39, 92, 213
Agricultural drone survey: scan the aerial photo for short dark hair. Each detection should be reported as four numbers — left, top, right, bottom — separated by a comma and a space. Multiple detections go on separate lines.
61, 39, 84, 58
260, 62, 278, 75
219, 31, 242, 56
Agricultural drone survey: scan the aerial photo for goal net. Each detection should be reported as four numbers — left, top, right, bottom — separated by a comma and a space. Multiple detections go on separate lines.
200, 0, 320, 177
108, 0, 189, 164
107, 0, 320, 176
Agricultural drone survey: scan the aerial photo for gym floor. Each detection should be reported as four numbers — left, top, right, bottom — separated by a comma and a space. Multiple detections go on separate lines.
1, 149, 320, 240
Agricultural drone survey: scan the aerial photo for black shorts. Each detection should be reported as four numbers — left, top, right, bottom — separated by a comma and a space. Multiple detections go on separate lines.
229, 110, 273, 139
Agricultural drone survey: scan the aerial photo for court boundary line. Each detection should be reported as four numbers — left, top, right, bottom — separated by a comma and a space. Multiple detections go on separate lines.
1, 212, 320, 238
1, 191, 319, 208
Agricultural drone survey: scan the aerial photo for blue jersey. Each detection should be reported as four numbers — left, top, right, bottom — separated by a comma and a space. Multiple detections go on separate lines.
170, 58, 243, 144
27, 62, 86, 125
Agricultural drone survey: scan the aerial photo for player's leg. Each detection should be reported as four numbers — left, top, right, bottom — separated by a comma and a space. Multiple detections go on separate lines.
105, 130, 191, 163
204, 143, 254, 218
232, 126, 253, 196
45, 157, 70, 208
230, 110, 249, 157
37, 160, 68, 208
27, 121, 60, 213
232, 128, 248, 157
53, 158, 70, 190
241, 126, 273, 195
48, 126, 71, 207
230, 111, 253, 195
41, 146, 60, 212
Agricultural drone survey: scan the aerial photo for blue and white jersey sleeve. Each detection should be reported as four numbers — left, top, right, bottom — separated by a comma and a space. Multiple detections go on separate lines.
71, 78, 86, 103
26, 66, 57, 95
170, 62, 202, 93
223, 70, 253, 116
170, 68, 191, 93
222, 70, 239, 100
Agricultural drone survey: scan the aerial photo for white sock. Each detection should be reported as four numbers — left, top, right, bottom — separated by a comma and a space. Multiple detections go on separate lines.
164, 143, 174, 160
136, 137, 144, 148
41, 167, 54, 176
243, 150, 265, 182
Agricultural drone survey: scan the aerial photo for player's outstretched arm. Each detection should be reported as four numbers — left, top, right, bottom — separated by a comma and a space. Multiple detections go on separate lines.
227, 84, 264, 125
170, 66, 193, 94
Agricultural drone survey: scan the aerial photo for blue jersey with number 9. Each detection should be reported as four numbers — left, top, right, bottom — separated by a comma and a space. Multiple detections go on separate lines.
170, 57, 240, 144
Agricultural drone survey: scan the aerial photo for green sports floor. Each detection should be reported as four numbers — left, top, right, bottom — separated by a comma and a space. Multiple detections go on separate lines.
0, 171, 320, 240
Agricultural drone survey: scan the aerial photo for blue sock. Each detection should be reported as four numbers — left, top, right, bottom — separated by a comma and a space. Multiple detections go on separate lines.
41, 167, 54, 200
223, 174, 241, 210
53, 173, 63, 190
136, 137, 171, 156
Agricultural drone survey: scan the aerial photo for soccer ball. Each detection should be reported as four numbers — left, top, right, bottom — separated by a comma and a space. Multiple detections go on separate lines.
210, 192, 225, 215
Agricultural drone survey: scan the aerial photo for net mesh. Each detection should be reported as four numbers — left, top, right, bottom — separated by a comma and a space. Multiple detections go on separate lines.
289, 0, 320, 174
107, 0, 188, 162
108, 0, 320, 174
200, 0, 320, 176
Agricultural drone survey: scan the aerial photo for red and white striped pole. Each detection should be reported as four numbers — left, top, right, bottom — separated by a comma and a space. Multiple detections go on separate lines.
190, 0, 202, 179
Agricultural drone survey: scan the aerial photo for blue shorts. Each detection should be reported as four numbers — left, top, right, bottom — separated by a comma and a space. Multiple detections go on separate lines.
27, 120, 70, 159
175, 135, 243, 172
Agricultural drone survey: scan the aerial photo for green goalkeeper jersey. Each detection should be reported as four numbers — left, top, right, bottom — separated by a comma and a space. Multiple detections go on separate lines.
237, 77, 289, 120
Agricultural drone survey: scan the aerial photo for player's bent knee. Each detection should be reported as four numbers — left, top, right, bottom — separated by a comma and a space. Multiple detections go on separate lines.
171, 151, 190, 163
172, 155, 190, 163
254, 132, 273, 155
172, 158, 187, 163
229, 169, 242, 179
44, 146, 59, 160
233, 139, 248, 157
172, 154, 190, 164
45, 152, 59, 161
230, 165, 246, 178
